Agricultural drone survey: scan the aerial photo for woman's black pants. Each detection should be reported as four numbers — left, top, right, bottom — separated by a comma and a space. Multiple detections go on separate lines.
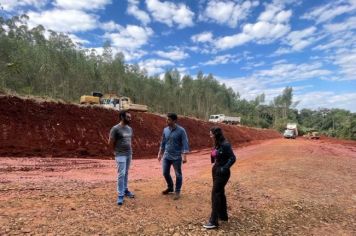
209, 165, 230, 225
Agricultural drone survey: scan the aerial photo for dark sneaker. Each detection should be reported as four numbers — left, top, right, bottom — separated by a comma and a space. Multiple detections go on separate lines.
117, 196, 124, 205
219, 216, 228, 221
203, 222, 218, 229
125, 190, 135, 198
162, 188, 174, 195
173, 192, 180, 200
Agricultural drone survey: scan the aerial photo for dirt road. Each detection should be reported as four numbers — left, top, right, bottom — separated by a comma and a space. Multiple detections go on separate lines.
1, 138, 355, 235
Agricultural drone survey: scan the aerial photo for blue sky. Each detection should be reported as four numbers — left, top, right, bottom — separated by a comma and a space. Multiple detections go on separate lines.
1, 0, 356, 111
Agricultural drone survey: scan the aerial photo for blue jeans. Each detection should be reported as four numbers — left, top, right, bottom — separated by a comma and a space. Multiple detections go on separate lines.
162, 157, 182, 193
115, 155, 132, 197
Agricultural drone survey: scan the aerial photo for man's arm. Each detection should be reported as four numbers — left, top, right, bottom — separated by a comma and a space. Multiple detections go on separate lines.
108, 137, 116, 149
181, 129, 189, 163
157, 130, 166, 162
108, 127, 117, 150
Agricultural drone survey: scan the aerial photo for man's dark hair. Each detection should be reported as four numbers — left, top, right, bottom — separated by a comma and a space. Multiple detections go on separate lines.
167, 112, 178, 121
119, 110, 128, 121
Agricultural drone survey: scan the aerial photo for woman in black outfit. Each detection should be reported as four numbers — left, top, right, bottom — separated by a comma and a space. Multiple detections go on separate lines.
203, 127, 236, 229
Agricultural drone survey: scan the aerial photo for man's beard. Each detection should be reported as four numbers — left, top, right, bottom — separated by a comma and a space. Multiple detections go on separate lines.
124, 119, 131, 125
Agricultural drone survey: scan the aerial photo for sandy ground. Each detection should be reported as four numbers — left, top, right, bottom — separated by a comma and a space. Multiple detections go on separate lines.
0, 138, 355, 235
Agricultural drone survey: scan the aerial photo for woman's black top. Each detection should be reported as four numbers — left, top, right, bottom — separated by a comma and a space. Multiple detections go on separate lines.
211, 141, 236, 169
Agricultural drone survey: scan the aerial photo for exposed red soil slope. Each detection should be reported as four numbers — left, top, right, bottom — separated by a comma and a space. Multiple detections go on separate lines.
0, 95, 281, 158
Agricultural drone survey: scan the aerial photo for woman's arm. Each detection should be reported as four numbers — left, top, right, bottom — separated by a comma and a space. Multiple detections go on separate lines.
221, 143, 236, 170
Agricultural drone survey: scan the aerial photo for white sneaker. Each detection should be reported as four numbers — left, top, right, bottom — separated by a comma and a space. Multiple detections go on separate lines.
203, 222, 218, 229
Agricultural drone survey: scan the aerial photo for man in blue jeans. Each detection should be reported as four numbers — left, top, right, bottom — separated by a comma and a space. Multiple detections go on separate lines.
109, 110, 135, 205
157, 113, 189, 200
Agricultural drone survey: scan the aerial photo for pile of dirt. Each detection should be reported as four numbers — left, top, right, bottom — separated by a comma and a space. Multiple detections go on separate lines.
0, 95, 281, 158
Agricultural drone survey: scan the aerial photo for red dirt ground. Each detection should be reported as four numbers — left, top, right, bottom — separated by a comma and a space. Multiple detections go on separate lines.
0, 138, 355, 235
1, 95, 356, 235
0, 95, 280, 158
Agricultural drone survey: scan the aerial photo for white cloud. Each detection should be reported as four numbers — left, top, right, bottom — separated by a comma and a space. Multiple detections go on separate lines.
217, 76, 292, 101
215, 60, 333, 104
286, 26, 317, 50
127, 0, 151, 25
217, 74, 356, 112
26, 9, 98, 32
0, 0, 48, 11
104, 25, 153, 51
121, 50, 148, 61
213, 2, 292, 50
312, 17, 356, 53
215, 33, 252, 50
275, 26, 318, 54
302, 0, 356, 24
221, 72, 356, 112
274, 47, 292, 55
103, 24, 153, 61
243, 21, 290, 41
100, 21, 122, 32
191, 31, 214, 43
68, 33, 90, 45
258, 4, 292, 23
0, 0, 18, 10
176, 66, 188, 76
273, 59, 288, 64
86, 47, 104, 56
295, 91, 356, 112
242, 61, 265, 70
334, 51, 356, 80
86, 46, 147, 62
156, 49, 189, 61
54, 0, 112, 11
256, 62, 331, 83
138, 59, 174, 75
313, 39, 346, 51
275, 9, 293, 22
218, 61, 332, 103
202, 54, 240, 66
200, 0, 259, 28
146, 0, 194, 28
186, 45, 215, 55
324, 16, 356, 33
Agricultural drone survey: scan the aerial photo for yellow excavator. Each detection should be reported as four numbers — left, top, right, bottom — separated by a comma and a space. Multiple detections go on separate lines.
80, 92, 148, 112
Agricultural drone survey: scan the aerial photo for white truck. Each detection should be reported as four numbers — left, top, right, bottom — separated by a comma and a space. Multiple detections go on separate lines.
209, 114, 241, 125
283, 123, 298, 139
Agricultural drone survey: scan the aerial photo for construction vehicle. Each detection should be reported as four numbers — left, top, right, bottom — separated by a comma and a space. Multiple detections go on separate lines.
80, 92, 148, 112
283, 123, 298, 139
79, 95, 100, 105
304, 130, 320, 139
209, 114, 241, 125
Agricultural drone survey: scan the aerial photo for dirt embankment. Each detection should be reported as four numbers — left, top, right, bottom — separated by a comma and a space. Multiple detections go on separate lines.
0, 95, 280, 158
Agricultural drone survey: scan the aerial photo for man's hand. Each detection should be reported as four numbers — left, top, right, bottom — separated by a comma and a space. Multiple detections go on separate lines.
157, 152, 163, 162
108, 137, 116, 150
182, 154, 187, 164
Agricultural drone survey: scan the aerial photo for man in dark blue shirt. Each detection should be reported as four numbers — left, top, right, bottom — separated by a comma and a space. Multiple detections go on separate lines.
157, 113, 189, 200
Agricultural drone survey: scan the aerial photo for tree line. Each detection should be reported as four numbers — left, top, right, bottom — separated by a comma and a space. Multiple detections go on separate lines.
1, 14, 355, 140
